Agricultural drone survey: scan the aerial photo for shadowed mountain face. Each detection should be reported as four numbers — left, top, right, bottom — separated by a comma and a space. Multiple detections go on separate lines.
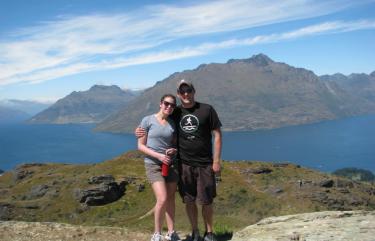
28, 85, 138, 124
96, 54, 375, 133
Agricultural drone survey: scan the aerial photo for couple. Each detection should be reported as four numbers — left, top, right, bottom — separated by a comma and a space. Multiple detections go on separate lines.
136, 80, 222, 241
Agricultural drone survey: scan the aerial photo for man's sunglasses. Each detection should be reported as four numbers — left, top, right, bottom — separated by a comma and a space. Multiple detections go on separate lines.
162, 100, 176, 108
178, 87, 193, 94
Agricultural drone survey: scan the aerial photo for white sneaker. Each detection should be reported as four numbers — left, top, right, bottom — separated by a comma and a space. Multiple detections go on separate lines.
165, 231, 181, 241
151, 232, 164, 241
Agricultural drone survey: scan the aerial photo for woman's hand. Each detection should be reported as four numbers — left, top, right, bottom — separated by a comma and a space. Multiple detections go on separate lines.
158, 153, 171, 165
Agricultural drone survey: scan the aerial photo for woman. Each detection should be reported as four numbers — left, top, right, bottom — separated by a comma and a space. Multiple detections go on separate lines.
138, 94, 180, 241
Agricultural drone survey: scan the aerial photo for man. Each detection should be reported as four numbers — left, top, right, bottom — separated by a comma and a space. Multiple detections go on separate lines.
136, 79, 222, 241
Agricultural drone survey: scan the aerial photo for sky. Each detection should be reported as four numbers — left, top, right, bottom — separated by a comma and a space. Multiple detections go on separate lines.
0, 0, 374, 102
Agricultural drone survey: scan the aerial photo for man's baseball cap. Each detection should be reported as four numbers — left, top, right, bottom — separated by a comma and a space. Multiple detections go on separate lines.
177, 79, 195, 92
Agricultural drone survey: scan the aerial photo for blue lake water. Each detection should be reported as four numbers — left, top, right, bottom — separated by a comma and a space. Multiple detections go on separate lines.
0, 115, 374, 173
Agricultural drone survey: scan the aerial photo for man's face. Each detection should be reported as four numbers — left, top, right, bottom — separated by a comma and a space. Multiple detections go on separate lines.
177, 84, 195, 106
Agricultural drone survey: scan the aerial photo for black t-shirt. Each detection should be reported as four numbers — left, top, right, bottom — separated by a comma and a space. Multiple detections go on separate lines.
171, 102, 222, 166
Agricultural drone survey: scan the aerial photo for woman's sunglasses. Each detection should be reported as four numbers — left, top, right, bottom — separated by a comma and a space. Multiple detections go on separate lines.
162, 100, 176, 108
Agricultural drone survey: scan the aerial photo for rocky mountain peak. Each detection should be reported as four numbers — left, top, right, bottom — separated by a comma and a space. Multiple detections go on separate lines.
248, 53, 274, 65
89, 85, 122, 91
320, 73, 348, 82
227, 53, 273, 66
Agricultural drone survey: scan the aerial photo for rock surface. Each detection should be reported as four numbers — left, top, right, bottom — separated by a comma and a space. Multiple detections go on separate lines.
74, 175, 127, 206
1, 211, 373, 241
231, 210, 375, 241
0, 221, 148, 241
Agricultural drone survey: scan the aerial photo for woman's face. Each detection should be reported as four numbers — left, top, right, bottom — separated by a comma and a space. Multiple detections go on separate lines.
160, 96, 176, 115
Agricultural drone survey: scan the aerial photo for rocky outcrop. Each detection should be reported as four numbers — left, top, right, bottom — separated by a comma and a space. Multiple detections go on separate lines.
13, 163, 46, 181
13, 169, 34, 181
88, 175, 115, 184
0, 203, 12, 220
74, 175, 127, 206
231, 210, 375, 241
319, 179, 334, 188
240, 167, 273, 175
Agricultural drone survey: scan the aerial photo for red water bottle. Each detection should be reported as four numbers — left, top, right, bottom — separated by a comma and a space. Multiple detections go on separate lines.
162, 163, 169, 177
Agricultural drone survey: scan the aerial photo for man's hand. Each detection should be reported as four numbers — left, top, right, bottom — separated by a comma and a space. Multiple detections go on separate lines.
166, 148, 177, 157
135, 127, 146, 138
212, 161, 221, 173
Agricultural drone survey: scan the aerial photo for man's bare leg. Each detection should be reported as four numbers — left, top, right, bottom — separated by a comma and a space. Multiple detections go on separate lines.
202, 204, 213, 233
186, 202, 199, 231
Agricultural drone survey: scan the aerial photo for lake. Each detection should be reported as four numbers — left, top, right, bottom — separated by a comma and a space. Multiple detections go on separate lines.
1, 115, 374, 173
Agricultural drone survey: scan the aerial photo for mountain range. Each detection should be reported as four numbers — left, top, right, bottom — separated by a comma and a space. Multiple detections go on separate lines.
321, 72, 375, 103
0, 100, 50, 123
95, 54, 375, 133
28, 85, 139, 124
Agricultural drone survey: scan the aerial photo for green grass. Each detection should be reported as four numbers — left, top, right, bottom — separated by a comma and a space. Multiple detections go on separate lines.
1, 151, 375, 234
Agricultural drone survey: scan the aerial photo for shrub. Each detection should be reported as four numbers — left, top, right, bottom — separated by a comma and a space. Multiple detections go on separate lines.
333, 167, 374, 182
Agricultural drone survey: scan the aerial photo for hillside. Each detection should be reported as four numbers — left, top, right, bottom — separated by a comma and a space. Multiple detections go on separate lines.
0, 106, 30, 123
1, 151, 374, 237
96, 54, 375, 133
28, 85, 137, 124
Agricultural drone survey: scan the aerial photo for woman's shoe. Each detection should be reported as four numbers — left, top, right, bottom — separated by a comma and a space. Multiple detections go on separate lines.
151, 232, 164, 241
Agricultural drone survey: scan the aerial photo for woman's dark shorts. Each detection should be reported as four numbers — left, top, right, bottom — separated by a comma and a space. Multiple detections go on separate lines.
178, 162, 216, 205
145, 162, 179, 184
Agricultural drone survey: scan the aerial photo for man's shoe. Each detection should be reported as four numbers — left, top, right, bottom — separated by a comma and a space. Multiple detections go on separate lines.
191, 230, 201, 241
203, 232, 217, 241
165, 231, 181, 241
151, 232, 164, 241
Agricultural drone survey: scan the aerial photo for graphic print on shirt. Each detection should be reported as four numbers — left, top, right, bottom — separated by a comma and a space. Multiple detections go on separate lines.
180, 114, 199, 133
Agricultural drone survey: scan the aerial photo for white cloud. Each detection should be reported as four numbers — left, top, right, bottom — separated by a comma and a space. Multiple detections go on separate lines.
0, 0, 374, 86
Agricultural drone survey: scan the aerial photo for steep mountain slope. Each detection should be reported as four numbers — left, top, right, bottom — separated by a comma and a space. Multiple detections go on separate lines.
96, 54, 375, 133
28, 85, 137, 124
321, 71, 375, 103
